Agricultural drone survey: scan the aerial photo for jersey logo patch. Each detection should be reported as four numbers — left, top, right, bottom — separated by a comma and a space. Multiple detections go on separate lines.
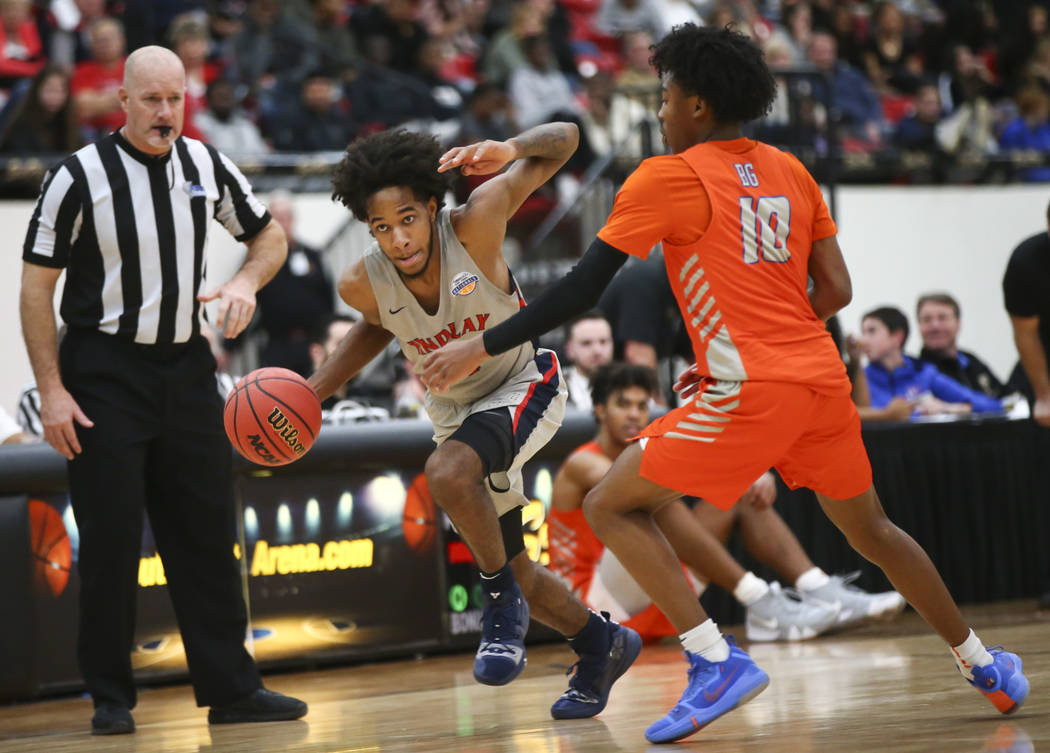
450, 271, 479, 297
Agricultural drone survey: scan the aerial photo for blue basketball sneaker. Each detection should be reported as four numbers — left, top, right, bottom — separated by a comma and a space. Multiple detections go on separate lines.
550, 615, 642, 719
645, 638, 769, 744
968, 647, 1029, 715
473, 582, 529, 685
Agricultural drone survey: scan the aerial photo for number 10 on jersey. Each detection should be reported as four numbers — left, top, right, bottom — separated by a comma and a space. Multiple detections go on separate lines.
739, 196, 791, 264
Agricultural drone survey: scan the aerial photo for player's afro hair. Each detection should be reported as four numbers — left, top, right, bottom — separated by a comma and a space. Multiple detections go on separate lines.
651, 24, 777, 124
590, 363, 659, 409
332, 130, 454, 222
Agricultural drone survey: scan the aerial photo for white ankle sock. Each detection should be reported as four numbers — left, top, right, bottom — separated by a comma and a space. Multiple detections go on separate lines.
733, 571, 770, 607
680, 618, 730, 662
795, 567, 830, 592
951, 629, 994, 680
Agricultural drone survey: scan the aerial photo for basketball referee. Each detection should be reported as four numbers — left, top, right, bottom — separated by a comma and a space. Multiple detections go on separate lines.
19, 46, 307, 734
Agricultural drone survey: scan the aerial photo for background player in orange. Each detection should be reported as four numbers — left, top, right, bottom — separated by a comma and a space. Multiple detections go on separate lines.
421, 24, 1028, 744
550, 362, 905, 644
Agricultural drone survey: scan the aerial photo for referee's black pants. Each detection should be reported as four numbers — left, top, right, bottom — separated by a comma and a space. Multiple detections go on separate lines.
61, 329, 261, 709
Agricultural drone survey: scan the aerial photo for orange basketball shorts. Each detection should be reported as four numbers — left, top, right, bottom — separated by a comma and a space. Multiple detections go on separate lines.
636, 379, 872, 509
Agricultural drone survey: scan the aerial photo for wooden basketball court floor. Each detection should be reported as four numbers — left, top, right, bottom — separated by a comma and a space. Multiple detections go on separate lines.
1, 602, 1045, 753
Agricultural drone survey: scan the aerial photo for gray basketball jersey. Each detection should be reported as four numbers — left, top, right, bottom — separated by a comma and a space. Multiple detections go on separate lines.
364, 207, 534, 406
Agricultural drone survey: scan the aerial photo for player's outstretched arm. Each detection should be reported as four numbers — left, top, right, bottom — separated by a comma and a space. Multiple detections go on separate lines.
807, 235, 852, 321
419, 237, 627, 393
307, 260, 394, 402
440, 122, 579, 248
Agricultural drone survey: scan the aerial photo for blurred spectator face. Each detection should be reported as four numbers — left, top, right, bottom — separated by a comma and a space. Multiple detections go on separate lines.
268, 195, 295, 239
469, 83, 507, 120
39, 71, 69, 114
249, 0, 278, 25
764, 40, 793, 68
419, 38, 449, 76
90, 19, 126, 64
206, 79, 236, 118
1018, 85, 1050, 124
1029, 4, 1048, 36
622, 31, 654, 74
387, 0, 422, 23
75, 0, 106, 17
808, 32, 837, 73
873, 2, 902, 36
523, 35, 551, 71
510, 4, 544, 37
566, 317, 613, 378
786, 2, 811, 41
0, 0, 31, 32
913, 85, 941, 123
310, 318, 354, 370
917, 301, 959, 354
302, 77, 334, 113
585, 71, 614, 114
860, 316, 903, 362
174, 28, 210, 68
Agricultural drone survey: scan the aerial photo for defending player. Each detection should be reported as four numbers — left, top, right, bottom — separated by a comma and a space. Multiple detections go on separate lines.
420, 25, 1028, 743
309, 127, 639, 720
551, 362, 904, 644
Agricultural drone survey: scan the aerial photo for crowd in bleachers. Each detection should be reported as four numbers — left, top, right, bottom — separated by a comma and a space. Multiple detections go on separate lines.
2, 1, 1050, 171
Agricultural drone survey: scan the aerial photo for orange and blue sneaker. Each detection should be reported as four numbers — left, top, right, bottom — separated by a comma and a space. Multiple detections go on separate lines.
645, 637, 769, 744
969, 647, 1029, 715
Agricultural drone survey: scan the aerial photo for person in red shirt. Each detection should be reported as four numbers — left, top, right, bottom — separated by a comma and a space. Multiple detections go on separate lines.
71, 17, 126, 137
421, 24, 1028, 744
0, 0, 44, 87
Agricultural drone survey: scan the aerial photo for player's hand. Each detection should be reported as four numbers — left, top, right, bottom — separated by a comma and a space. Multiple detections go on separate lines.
437, 139, 518, 176
673, 362, 703, 399
1034, 396, 1050, 427
419, 337, 488, 394
739, 471, 777, 509
198, 276, 257, 339
39, 384, 93, 460
845, 333, 863, 364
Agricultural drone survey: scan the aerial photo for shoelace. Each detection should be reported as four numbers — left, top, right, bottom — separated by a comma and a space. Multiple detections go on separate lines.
481, 598, 523, 645
562, 654, 603, 697
832, 571, 866, 593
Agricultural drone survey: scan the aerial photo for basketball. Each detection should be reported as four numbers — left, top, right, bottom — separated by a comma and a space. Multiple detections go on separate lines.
402, 473, 437, 554
28, 499, 71, 597
224, 367, 322, 466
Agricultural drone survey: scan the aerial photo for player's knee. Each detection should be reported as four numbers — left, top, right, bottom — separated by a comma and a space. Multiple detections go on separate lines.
424, 446, 481, 508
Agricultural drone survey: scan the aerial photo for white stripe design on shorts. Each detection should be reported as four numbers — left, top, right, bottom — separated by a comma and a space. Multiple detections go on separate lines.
664, 431, 716, 443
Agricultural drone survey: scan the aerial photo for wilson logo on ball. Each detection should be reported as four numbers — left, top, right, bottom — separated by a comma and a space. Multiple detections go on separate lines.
267, 407, 307, 455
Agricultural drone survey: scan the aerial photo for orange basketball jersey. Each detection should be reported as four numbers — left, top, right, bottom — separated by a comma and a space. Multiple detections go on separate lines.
598, 139, 850, 396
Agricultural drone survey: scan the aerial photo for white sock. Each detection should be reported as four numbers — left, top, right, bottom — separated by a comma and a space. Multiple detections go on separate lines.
795, 567, 830, 592
680, 618, 730, 662
951, 629, 994, 680
733, 571, 770, 607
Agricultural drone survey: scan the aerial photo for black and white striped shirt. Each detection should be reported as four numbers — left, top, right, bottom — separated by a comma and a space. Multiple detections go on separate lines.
23, 131, 271, 345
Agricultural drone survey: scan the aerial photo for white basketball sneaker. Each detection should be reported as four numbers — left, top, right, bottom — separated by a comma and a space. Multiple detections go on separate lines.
745, 582, 839, 642
801, 571, 906, 629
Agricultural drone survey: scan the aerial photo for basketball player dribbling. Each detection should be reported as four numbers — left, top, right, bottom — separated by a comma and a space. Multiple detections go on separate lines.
420, 25, 1029, 743
309, 127, 641, 719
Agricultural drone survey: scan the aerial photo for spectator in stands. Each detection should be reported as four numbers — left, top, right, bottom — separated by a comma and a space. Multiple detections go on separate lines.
916, 292, 1005, 398
480, 1, 544, 85
0, 0, 44, 92
450, 80, 513, 145
562, 310, 614, 411
270, 71, 355, 152
1002, 200, 1050, 427
232, 0, 318, 116
862, 1, 923, 96
309, 313, 357, 410
308, 0, 359, 79
413, 37, 465, 119
71, 17, 126, 139
508, 34, 581, 130
935, 44, 998, 158
860, 306, 1003, 416
0, 65, 81, 154
194, 77, 270, 155
169, 16, 215, 141
594, 0, 664, 41
45, 0, 109, 69
352, 0, 429, 76
649, 0, 700, 40
999, 85, 1050, 181
807, 30, 884, 147
256, 192, 335, 377
310, 312, 403, 418
779, 0, 814, 64
894, 82, 944, 151
616, 30, 659, 93
345, 37, 450, 130
580, 70, 657, 167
